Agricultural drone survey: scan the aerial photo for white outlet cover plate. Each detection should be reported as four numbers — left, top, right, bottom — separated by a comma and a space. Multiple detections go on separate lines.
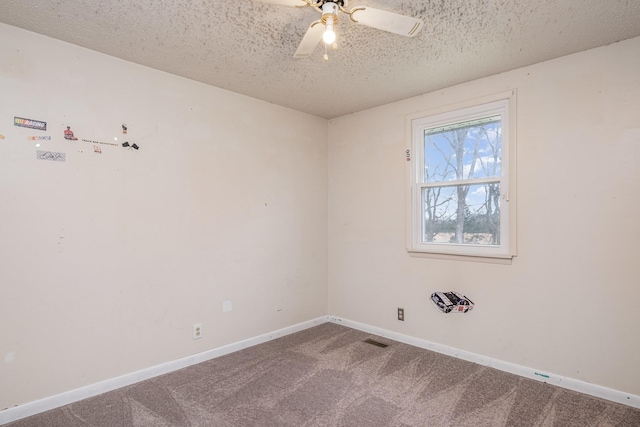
193, 323, 202, 340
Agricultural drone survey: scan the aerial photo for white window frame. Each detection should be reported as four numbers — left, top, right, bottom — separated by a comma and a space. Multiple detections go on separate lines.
406, 91, 517, 260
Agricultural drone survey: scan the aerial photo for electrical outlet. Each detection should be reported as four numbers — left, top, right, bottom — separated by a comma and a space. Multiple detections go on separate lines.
193, 323, 203, 340
398, 308, 405, 321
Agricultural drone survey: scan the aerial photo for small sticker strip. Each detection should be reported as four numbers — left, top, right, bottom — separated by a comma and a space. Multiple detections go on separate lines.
29, 136, 52, 141
15, 116, 47, 131
37, 150, 65, 162
82, 138, 118, 147
93, 145, 102, 154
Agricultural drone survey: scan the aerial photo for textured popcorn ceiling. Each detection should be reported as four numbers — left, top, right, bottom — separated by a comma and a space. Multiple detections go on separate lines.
1, 0, 639, 118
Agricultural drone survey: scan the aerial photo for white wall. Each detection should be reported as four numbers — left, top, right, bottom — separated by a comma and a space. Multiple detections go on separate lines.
328, 36, 640, 396
0, 23, 328, 410
2, 20, 639, 415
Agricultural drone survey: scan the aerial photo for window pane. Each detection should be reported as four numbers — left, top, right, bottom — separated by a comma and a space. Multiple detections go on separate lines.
423, 115, 501, 183
422, 183, 501, 245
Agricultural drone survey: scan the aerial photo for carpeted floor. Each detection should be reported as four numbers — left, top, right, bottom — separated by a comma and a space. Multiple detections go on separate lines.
6, 322, 640, 426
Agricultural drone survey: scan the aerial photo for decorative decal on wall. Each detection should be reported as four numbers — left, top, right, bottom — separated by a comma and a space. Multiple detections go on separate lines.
405, 149, 411, 162
121, 141, 139, 150
36, 150, 66, 162
430, 291, 474, 313
28, 136, 52, 141
93, 145, 102, 154
64, 126, 78, 140
0, 134, 5, 139
122, 124, 127, 134
14, 116, 47, 131
82, 138, 118, 147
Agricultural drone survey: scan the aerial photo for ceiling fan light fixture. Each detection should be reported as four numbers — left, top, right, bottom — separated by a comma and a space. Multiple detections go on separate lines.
320, 2, 339, 45
323, 16, 336, 44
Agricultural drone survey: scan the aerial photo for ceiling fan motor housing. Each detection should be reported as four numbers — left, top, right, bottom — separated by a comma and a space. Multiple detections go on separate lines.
321, 2, 340, 24
317, 0, 346, 7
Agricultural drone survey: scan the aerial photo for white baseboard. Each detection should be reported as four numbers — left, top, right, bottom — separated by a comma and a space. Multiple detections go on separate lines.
0, 316, 330, 426
328, 315, 640, 410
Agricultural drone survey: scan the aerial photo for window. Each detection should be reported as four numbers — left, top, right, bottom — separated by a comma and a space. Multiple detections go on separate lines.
406, 91, 516, 259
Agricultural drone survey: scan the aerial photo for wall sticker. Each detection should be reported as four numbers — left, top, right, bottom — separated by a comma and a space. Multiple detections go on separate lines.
121, 141, 139, 150
64, 126, 78, 140
122, 124, 127, 134
82, 138, 118, 147
93, 145, 102, 154
15, 116, 47, 131
430, 291, 474, 313
29, 136, 52, 141
0, 134, 5, 139
36, 150, 65, 162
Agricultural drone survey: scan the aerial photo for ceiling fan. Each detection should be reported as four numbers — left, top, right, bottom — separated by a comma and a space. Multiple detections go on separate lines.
254, 0, 424, 59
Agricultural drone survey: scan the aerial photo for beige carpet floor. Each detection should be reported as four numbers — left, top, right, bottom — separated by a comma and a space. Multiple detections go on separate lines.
6, 322, 640, 426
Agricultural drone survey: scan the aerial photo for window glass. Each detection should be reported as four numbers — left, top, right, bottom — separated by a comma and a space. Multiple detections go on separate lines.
421, 183, 501, 245
423, 115, 501, 182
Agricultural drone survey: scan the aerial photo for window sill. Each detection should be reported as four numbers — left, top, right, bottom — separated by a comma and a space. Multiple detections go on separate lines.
407, 249, 514, 265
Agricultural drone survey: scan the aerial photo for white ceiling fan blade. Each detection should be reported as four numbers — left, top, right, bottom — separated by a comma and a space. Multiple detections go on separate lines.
350, 7, 424, 37
253, 0, 307, 7
294, 21, 324, 58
